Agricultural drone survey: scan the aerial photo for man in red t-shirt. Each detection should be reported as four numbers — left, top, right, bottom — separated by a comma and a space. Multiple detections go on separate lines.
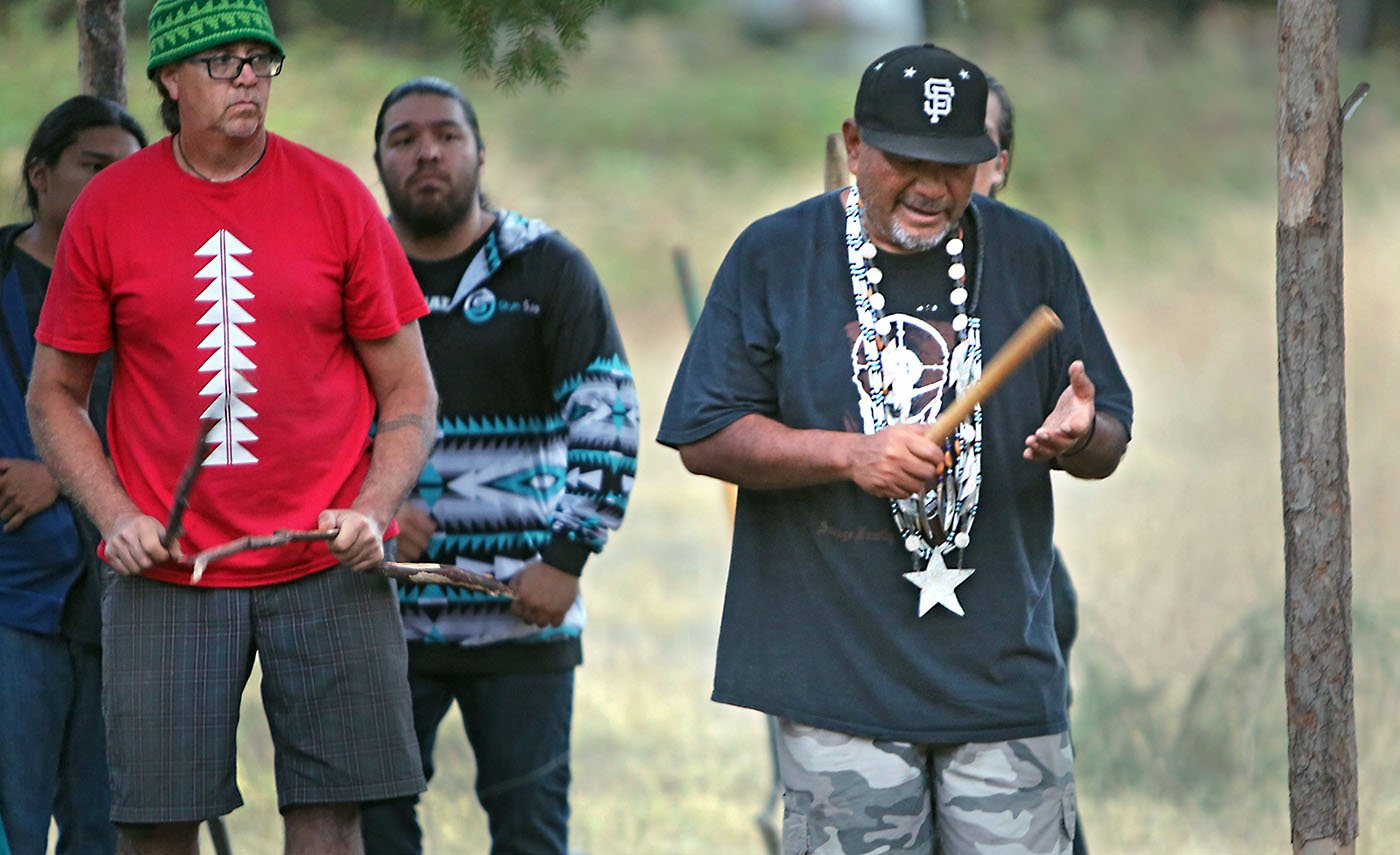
25, 2, 437, 852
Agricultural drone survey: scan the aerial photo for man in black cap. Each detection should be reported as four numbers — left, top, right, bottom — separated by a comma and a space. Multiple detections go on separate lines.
658, 44, 1132, 854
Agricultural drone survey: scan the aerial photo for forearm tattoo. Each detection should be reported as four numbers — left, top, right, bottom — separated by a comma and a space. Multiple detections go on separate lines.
376, 413, 435, 453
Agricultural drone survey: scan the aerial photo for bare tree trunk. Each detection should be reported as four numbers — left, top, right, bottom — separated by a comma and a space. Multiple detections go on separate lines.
77, 0, 127, 104
1277, 1, 1357, 853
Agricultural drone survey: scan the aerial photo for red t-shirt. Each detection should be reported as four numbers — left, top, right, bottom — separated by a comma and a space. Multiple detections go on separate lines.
37, 134, 427, 586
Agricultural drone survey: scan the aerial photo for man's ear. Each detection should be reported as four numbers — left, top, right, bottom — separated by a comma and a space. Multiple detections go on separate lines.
841, 118, 862, 176
158, 64, 182, 103
989, 150, 1010, 195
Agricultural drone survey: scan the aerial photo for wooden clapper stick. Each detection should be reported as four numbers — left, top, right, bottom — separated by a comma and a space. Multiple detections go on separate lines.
922, 305, 1063, 445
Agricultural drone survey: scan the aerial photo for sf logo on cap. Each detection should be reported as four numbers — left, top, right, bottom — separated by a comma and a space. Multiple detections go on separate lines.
923, 77, 955, 124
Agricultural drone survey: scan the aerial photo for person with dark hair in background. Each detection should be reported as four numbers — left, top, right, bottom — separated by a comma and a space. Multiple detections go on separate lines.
976, 74, 1089, 855
975, 76, 1015, 198
359, 77, 638, 855
24, 2, 437, 853
659, 44, 1132, 854
0, 94, 145, 855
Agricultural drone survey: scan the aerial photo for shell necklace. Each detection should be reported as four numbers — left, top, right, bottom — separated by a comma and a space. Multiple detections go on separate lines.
844, 184, 983, 616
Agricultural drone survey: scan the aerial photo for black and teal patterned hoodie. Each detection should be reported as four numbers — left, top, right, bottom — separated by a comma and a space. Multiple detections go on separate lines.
398, 211, 637, 672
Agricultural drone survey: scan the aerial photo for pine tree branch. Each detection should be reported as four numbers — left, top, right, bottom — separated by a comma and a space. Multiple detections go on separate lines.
415, 0, 606, 88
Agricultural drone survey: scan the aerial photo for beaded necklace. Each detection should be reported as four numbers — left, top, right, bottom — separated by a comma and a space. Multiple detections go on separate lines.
844, 185, 983, 615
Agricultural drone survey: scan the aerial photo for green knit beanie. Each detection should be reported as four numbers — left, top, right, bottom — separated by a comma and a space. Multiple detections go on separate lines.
146, 0, 285, 79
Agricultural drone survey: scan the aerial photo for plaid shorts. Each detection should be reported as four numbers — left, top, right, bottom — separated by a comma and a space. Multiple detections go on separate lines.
102, 564, 426, 823
777, 719, 1076, 854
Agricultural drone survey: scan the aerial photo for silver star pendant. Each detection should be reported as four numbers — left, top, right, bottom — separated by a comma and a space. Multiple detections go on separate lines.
903, 550, 974, 617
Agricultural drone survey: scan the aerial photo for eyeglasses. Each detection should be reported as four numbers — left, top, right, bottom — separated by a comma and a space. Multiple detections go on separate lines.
185, 53, 284, 80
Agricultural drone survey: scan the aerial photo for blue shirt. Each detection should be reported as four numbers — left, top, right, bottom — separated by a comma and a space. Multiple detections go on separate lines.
0, 224, 88, 636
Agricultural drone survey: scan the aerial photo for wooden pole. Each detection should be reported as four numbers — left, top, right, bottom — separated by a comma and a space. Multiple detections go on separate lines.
671, 247, 703, 329
77, 0, 128, 104
825, 132, 847, 192
1277, 1, 1357, 852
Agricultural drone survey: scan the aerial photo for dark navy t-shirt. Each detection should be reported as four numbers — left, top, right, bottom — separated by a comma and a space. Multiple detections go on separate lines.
657, 191, 1132, 744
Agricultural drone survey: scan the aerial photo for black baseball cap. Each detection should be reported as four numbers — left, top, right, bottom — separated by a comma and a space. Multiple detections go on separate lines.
853, 44, 998, 165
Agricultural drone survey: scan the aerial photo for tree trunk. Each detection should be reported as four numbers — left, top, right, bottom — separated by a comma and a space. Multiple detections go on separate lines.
1277, 1, 1357, 853
825, 133, 846, 193
77, 0, 127, 104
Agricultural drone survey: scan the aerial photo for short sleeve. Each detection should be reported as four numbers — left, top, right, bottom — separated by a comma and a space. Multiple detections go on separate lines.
36, 189, 116, 354
657, 228, 781, 447
1044, 237, 1133, 438
342, 201, 428, 340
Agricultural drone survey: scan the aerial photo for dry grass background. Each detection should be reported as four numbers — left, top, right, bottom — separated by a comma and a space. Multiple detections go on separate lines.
5, 2, 1400, 852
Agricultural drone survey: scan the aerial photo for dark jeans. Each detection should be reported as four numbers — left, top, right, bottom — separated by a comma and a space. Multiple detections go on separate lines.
362, 667, 574, 855
0, 623, 114, 855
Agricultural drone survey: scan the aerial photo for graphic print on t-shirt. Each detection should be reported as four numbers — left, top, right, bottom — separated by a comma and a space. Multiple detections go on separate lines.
847, 314, 952, 432
194, 230, 259, 466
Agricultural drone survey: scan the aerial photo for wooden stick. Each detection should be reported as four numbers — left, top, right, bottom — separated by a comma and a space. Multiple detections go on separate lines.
162, 417, 219, 549
190, 529, 514, 597
381, 562, 514, 598
191, 528, 335, 582
672, 246, 703, 329
923, 305, 1063, 445
205, 816, 233, 855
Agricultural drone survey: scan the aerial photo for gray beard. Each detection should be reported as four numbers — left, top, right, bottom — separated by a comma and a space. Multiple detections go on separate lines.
887, 219, 950, 253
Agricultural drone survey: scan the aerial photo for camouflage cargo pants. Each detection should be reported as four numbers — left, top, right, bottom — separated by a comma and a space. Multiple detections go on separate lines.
776, 719, 1075, 855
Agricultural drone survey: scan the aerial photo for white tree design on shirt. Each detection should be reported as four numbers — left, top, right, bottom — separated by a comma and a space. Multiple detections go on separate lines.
194, 230, 259, 466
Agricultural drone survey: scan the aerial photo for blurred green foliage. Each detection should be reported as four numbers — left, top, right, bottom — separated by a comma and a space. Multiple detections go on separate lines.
6, 0, 1396, 307
81, 0, 611, 86
31, 0, 1400, 68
